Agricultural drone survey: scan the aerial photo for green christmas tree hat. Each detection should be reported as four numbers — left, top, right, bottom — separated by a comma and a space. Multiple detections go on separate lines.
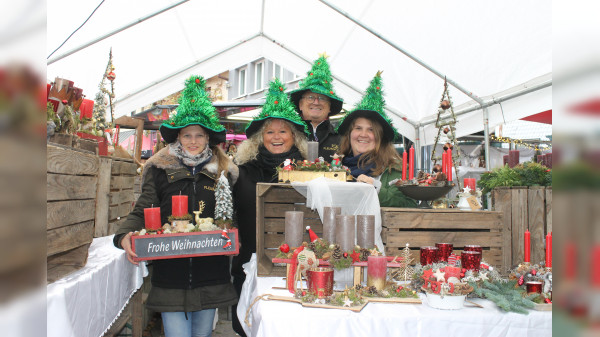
289, 53, 344, 115
336, 71, 399, 143
160, 75, 226, 144
245, 78, 310, 138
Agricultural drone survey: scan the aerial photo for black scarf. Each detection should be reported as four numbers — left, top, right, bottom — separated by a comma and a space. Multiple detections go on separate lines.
342, 153, 375, 178
253, 145, 304, 182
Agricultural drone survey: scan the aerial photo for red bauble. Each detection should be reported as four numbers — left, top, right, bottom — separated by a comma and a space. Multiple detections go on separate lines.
343, 252, 348, 258
544, 298, 552, 304
440, 100, 451, 110
310, 73, 313, 76
279, 87, 283, 91
274, 100, 279, 104
531, 269, 537, 276
443, 127, 450, 134
279, 243, 290, 253
376, 86, 380, 90
330, 91, 334, 94
107, 71, 116, 81
195, 78, 200, 84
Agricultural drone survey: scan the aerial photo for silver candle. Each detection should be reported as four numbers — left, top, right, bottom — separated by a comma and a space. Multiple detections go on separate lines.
322, 207, 341, 244
356, 215, 375, 249
335, 215, 356, 252
284, 211, 304, 248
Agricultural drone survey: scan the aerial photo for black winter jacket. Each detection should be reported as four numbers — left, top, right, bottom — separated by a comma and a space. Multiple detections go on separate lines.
114, 147, 239, 311
305, 119, 341, 160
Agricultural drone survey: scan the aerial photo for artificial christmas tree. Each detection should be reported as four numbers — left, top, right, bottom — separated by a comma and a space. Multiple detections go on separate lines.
214, 171, 233, 229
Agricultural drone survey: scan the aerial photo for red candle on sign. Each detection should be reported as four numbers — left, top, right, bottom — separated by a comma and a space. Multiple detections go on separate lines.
447, 148, 452, 181
409, 146, 414, 179
524, 229, 531, 262
592, 245, 600, 287
402, 150, 407, 180
172, 195, 188, 217
144, 207, 161, 230
464, 178, 476, 191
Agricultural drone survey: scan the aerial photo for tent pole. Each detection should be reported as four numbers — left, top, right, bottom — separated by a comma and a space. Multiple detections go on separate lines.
419, 74, 552, 127
319, 0, 484, 105
483, 107, 491, 171
48, 0, 189, 65
414, 125, 421, 172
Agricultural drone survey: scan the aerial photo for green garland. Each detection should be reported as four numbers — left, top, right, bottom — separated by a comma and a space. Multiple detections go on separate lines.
469, 279, 536, 314
478, 161, 551, 194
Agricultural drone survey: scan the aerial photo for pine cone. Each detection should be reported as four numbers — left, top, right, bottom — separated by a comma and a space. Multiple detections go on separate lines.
366, 286, 378, 295
332, 245, 342, 260
360, 248, 370, 262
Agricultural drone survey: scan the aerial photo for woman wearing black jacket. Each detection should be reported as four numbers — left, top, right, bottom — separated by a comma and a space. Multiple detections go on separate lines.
114, 76, 237, 337
231, 79, 309, 336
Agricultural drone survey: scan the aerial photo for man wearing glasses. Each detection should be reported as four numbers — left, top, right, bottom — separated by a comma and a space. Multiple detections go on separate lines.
290, 55, 344, 159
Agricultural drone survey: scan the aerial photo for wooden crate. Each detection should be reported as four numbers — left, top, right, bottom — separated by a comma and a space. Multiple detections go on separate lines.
256, 183, 322, 277
492, 186, 552, 268
278, 171, 349, 183
95, 156, 137, 237
380, 207, 508, 273
47, 144, 98, 282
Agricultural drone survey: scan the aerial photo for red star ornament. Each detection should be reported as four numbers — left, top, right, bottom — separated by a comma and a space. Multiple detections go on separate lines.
350, 250, 361, 263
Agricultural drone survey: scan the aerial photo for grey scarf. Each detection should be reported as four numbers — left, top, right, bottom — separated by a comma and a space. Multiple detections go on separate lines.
168, 140, 213, 167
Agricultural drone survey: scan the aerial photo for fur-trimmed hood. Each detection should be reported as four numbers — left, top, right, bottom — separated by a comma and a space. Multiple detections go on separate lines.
142, 146, 239, 184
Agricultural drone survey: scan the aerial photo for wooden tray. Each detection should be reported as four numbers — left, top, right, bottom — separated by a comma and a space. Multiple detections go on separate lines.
533, 303, 552, 311
265, 294, 367, 312
365, 297, 422, 304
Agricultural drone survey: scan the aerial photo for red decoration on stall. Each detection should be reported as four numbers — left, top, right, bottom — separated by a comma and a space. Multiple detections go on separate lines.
107, 71, 116, 81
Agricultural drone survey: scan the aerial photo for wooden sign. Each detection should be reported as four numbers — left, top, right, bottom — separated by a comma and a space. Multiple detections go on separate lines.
132, 229, 239, 261
467, 196, 481, 210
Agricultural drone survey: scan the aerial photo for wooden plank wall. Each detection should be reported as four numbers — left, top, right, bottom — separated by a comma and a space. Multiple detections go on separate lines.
492, 186, 552, 269
256, 183, 320, 277
380, 207, 506, 272
47, 144, 98, 282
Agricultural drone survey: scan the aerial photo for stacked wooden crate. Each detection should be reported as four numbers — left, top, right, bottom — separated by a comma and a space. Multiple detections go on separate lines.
380, 207, 508, 273
492, 186, 552, 268
95, 157, 137, 237
47, 144, 98, 282
256, 183, 321, 277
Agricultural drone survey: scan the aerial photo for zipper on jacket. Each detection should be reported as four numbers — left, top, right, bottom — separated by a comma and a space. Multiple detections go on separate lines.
189, 257, 193, 289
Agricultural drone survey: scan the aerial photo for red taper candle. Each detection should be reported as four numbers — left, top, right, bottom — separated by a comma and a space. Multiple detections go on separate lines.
402, 150, 407, 181
545, 232, 552, 268
592, 244, 600, 287
144, 206, 161, 230
442, 151, 447, 178
447, 148, 452, 182
172, 194, 188, 217
524, 229, 531, 262
409, 146, 414, 180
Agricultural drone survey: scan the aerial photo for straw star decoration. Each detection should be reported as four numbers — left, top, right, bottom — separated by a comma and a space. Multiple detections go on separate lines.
343, 296, 353, 307
433, 269, 446, 282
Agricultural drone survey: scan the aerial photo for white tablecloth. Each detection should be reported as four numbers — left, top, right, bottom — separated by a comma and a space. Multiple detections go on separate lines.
47, 235, 147, 337
238, 255, 552, 337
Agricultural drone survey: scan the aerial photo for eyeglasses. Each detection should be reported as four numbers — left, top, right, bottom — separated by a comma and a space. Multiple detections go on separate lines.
302, 94, 330, 103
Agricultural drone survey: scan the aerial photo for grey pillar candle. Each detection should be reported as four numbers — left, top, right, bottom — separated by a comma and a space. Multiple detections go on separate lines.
356, 215, 375, 249
322, 207, 341, 244
285, 211, 304, 248
307, 141, 319, 162
335, 215, 356, 252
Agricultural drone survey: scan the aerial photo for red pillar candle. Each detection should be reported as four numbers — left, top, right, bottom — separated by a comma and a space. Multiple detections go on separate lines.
503, 155, 509, 166
592, 245, 600, 287
420, 246, 439, 265
447, 148, 452, 181
402, 150, 407, 180
409, 146, 414, 180
144, 207, 162, 230
524, 229, 531, 262
367, 255, 388, 290
435, 243, 454, 262
464, 178, 476, 191
508, 150, 520, 168
172, 195, 188, 217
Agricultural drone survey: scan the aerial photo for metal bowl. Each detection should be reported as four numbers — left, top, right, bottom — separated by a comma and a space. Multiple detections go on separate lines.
396, 185, 454, 208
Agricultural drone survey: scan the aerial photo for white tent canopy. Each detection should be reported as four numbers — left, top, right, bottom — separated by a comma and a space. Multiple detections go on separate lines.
47, 0, 551, 150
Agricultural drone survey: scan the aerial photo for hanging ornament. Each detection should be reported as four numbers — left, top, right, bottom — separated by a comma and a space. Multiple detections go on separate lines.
440, 100, 451, 110
518, 275, 524, 286
107, 71, 116, 81
443, 127, 450, 134
279, 243, 290, 253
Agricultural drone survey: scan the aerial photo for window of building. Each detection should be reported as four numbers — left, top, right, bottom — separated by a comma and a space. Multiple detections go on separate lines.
255, 62, 264, 90
239, 68, 247, 96
273, 63, 283, 81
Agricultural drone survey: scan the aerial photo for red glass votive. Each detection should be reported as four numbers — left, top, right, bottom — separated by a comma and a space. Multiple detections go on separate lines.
307, 267, 334, 298
420, 246, 439, 265
463, 245, 483, 254
526, 281, 543, 294
461, 251, 482, 271
435, 243, 454, 262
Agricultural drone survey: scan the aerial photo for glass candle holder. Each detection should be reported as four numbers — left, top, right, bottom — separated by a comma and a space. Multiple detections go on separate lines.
526, 281, 543, 294
435, 243, 453, 262
463, 245, 482, 254
461, 251, 482, 271
420, 246, 439, 265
